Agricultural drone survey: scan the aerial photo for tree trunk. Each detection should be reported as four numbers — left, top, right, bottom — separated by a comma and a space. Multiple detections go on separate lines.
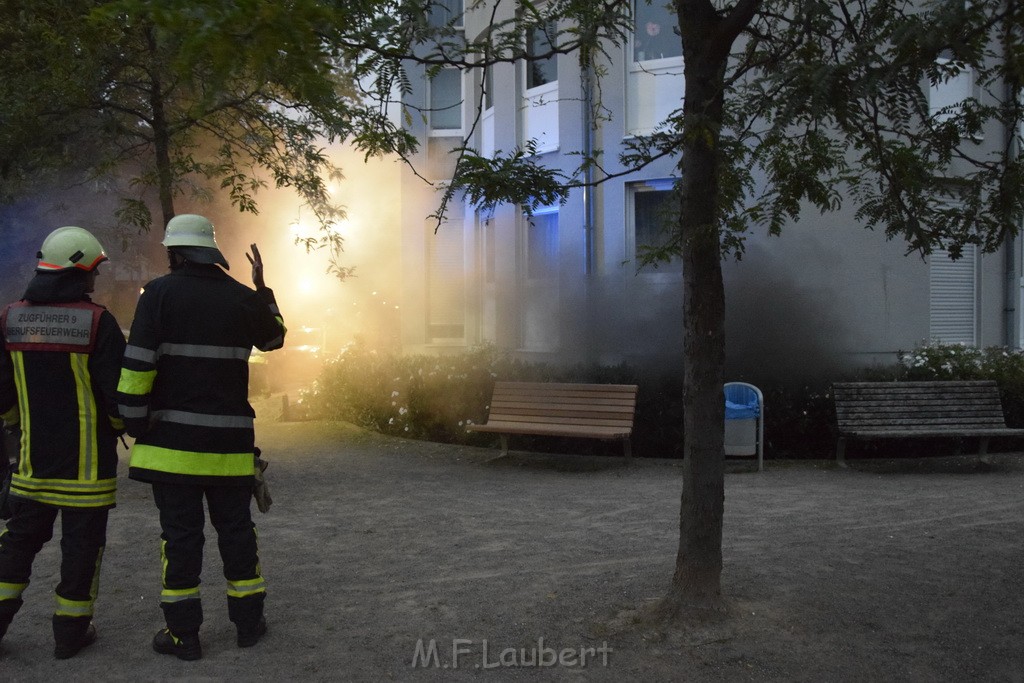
657, 0, 738, 618
145, 25, 175, 230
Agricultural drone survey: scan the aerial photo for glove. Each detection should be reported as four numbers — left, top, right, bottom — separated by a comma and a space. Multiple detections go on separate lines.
253, 449, 273, 514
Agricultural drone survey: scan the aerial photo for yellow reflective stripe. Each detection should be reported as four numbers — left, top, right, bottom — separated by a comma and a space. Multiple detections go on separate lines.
0, 581, 29, 601
161, 587, 201, 603
11, 351, 30, 476
9, 489, 116, 508
226, 577, 266, 598
130, 445, 253, 477
71, 353, 98, 480
55, 595, 94, 617
117, 368, 156, 396
10, 474, 117, 507
11, 475, 117, 493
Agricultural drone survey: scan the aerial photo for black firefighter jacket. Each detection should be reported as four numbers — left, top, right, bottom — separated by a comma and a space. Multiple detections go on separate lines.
0, 271, 126, 508
117, 263, 285, 486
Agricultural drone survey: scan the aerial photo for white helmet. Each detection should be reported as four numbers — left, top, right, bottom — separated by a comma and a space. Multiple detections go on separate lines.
163, 214, 228, 268
36, 226, 109, 272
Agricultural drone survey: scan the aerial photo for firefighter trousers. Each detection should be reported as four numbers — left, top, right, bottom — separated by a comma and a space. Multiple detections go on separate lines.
151, 482, 265, 635
0, 497, 107, 643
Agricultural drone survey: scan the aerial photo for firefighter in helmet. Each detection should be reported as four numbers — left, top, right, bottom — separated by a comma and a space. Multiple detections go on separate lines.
0, 226, 126, 658
117, 214, 285, 660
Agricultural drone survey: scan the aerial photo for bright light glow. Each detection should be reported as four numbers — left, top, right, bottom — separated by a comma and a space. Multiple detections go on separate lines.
298, 278, 316, 294
290, 220, 314, 240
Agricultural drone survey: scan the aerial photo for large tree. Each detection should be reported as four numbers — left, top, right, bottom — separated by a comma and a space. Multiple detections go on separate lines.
348, 0, 1024, 617
0, 0, 415, 271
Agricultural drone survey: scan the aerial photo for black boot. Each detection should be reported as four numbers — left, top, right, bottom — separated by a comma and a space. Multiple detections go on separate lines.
237, 616, 267, 647
152, 628, 202, 661
53, 621, 97, 659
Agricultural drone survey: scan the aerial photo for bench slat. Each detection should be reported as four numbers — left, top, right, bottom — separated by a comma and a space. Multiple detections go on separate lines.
831, 380, 1024, 461
844, 428, 1024, 438
488, 404, 636, 417
468, 422, 632, 438
470, 381, 639, 456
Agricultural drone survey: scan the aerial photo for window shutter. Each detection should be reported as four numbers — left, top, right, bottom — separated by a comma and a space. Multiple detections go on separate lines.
929, 245, 977, 344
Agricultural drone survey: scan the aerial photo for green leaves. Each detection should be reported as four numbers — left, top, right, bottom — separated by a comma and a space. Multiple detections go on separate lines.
447, 141, 570, 217
729, 0, 1023, 259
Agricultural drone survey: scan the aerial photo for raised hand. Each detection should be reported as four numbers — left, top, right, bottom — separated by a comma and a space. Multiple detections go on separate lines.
246, 243, 266, 289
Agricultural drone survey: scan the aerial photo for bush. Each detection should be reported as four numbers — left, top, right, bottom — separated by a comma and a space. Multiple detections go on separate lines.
302, 341, 513, 444
301, 340, 1024, 460
302, 341, 684, 455
895, 342, 1024, 427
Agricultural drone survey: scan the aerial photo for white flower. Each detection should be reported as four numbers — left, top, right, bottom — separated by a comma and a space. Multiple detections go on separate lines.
399, 407, 408, 415
388, 418, 394, 425
391, 390, 399, 397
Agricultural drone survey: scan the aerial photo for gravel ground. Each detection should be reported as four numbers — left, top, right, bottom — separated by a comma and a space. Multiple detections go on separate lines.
2, 408, 1023, 682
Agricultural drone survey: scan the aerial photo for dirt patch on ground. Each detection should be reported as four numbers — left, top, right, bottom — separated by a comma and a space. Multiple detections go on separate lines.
3, 405, 1024, 681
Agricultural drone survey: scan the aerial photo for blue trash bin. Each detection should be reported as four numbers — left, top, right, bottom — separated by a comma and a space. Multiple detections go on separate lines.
724, 382, 763, 471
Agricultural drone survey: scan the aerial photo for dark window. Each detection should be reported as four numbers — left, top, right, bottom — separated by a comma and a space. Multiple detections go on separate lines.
633, 1, 681, 62
427, 0, 463, 28
634, 186, 681, 272
430, 69, 461, 131
526, 22, 558, 89
526, 212, 558, 280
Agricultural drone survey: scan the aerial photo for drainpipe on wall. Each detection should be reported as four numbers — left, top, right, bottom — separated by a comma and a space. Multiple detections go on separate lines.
1005, 5, 1021, 348
581, 61, 595, 276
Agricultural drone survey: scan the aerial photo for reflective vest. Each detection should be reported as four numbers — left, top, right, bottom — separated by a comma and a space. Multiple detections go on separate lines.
0, 299, 125, 508
117, 265, 285, 486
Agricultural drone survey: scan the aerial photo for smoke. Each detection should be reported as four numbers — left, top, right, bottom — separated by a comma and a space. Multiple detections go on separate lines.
206, 146, 404, 375
0, 145, 404, 384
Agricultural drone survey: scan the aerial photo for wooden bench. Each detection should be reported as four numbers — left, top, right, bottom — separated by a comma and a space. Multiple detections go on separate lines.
832, 380, 1024, 463
467, 381, 639, 458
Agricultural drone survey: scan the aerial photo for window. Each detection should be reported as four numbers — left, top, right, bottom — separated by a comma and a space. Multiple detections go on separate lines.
526, 22, 558, 90
929, 50, 973, 122
429, 68, 462, 134
481, 64, 495, 157
626, 1, 684, 136
929, 245, 977, 344
526, 211, 559, 280
483, 217, 496, 284
483, 64, 494, 111
478, 213, 498, 343
520, 208, 559, 350
633, 1, 681, 62
427, 0, 463, 28
630, 180, 681, 273
427, 219, 466, 340
522, 21, 559, 153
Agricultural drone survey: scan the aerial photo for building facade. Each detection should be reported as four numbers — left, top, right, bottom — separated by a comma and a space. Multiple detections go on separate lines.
399, 1, 1021, 385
